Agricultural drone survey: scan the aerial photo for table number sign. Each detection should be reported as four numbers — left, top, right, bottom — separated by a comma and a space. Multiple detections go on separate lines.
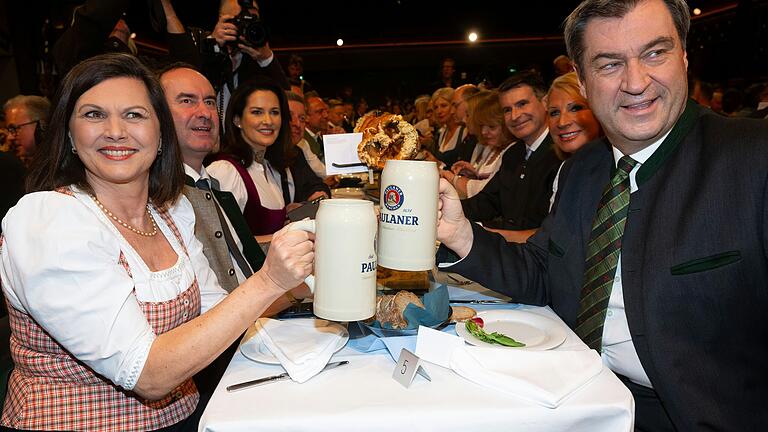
392, 348, 431, 388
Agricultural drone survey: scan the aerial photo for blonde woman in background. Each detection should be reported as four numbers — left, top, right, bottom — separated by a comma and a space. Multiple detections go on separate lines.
546, 71, 603, 210
431, 87, 465, 166
458, 89, 492, 167
440, 92, 515, 199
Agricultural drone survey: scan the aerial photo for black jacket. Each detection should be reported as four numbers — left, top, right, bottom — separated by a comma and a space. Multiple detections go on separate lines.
444, 102, 768, 431
462, 134, 561, 230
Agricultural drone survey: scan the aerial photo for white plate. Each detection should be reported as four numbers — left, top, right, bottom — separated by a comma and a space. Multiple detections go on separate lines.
240, 318, 349, 364
455, 309, 567, 350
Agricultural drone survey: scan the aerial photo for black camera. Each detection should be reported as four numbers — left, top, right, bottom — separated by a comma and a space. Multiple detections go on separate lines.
227, 0, 270, 48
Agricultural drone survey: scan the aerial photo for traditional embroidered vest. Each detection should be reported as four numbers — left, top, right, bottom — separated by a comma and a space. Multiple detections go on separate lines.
210, 155, 287, 235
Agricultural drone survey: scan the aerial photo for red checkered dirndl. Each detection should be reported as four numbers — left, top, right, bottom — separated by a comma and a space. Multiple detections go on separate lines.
1, 189, 202, 431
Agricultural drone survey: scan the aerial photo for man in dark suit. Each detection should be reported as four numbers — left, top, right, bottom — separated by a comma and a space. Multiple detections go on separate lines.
436, 0, 768, 430
461, 70, 561, 231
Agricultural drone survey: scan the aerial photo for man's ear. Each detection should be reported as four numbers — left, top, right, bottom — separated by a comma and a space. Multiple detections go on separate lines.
575, 67, 588, 100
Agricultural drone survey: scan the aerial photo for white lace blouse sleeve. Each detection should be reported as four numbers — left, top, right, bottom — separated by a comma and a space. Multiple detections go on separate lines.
0, 192, 155, 390
297, 139, 327, 178
168, 195, 227, 313
207, 160, 248, 212
549, 162, 565, 212
465, 150, 507, 198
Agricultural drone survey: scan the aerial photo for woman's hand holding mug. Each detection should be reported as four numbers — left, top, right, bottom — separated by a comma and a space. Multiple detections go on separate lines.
260, 224, 315, 292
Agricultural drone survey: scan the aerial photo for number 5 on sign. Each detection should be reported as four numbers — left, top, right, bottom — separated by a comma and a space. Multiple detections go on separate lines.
392, 348, 431, 388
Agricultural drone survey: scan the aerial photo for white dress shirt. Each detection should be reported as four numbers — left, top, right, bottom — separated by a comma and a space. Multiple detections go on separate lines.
601, 130, 670, 388
0, 188, 226, 390
207, 158, 295, 212
296, 138, 327, 178
185, 164, 250, 284
526, 128, 550, 155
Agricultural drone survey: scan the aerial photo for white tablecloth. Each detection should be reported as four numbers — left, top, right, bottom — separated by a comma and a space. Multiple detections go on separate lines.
199, 278, 634, 432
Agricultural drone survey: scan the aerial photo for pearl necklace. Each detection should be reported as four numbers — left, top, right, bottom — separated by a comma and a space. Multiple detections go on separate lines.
90, 194, 158, 237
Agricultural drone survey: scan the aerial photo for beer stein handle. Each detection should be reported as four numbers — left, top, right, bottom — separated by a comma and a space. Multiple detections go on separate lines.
288, 220, 316, 292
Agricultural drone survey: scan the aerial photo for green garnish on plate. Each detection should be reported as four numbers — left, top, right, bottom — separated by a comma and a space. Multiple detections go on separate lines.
465, 319, 526, 347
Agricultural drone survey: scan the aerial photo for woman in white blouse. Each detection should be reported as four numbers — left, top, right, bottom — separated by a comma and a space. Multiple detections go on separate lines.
0, 54, 313, 432
440, 91, 515, 199
207, 78, 329, 238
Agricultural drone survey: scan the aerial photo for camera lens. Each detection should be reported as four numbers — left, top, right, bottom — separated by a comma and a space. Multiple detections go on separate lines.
243, 19, 269, 48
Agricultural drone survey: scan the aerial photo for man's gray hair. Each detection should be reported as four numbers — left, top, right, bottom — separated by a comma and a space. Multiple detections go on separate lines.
3, 95, 51, 128
564, 0, 690, 71
285, 91, 305, 105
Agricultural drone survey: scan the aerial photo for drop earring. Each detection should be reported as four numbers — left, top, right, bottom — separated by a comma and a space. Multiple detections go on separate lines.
157, 137, 162, 155
68, 132, 77, 154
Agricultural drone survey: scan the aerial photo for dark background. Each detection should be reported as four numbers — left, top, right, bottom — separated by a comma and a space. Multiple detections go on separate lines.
1, 0, 767, 106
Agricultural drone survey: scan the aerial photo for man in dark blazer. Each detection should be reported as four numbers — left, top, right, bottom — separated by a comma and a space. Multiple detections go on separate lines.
436, 0, 767, 430
462, 71, 561, 231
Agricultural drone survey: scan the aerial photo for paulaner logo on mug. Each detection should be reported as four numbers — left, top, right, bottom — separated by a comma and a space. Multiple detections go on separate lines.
378, 160, 439, 271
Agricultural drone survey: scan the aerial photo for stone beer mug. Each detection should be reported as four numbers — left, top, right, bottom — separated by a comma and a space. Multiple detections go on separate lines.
289, 199, 377, 321
377, 159, 439, 271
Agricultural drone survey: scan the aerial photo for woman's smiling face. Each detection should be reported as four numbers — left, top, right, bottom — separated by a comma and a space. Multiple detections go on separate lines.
236, 89, 282, 150
547, 87, 602, 155
68, 77, 160, 190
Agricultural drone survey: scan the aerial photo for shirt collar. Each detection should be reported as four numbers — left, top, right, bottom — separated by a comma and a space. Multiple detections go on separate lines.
611, 129, 672, 167
183, 163, 211, 182
305, 127, 319, 139
527, 128, 549, 153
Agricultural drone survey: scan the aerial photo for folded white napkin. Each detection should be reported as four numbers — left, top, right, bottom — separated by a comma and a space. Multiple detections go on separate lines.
449, 345, 603, 408
253, 318, 345, 383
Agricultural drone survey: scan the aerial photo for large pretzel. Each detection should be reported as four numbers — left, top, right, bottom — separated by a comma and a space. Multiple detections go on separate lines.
355, 111, 419, 169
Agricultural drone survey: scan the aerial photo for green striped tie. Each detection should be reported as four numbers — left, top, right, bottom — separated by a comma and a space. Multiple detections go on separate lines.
575, 155, 638, 351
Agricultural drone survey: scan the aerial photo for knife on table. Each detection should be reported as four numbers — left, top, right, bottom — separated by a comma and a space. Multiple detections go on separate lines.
226, 361, 349, 392
449, 299, 514, 305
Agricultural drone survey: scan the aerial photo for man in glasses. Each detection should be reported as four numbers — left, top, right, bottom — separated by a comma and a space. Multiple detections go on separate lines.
2, 95, 50, 164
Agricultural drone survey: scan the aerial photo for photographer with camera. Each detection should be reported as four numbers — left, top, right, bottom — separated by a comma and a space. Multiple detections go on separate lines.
163, 0, 289, 131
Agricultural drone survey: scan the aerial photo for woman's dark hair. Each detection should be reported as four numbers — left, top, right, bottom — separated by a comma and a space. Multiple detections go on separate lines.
26, 53, 184, 208
220, 76, 295, 171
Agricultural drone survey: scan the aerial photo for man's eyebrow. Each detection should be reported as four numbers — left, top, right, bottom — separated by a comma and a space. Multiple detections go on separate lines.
640, 36, 675, 52
175, 92, 198, 100
590, 36, 676, 65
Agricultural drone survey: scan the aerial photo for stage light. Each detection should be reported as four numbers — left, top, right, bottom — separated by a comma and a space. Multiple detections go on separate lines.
468, 32, 479, 43
337, 39, 344, 46
693, 8, 702, 15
